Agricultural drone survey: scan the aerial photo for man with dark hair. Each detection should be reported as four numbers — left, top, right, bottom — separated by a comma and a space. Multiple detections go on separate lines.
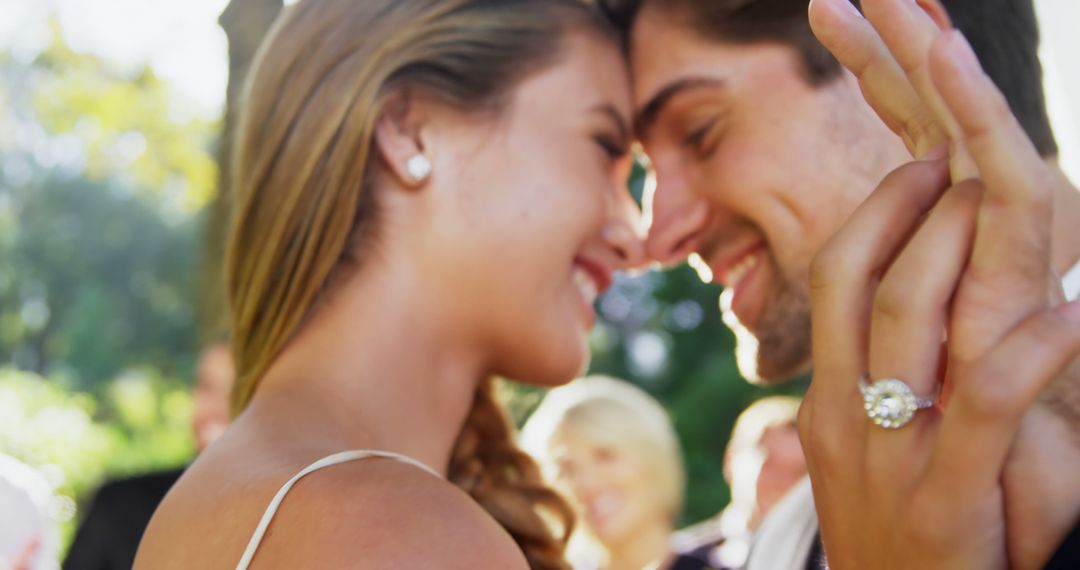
601, 0, 1080, 567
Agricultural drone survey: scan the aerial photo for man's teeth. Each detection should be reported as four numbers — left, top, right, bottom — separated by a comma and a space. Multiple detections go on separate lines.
726, 253, 760, 286
574, 268, 599, 305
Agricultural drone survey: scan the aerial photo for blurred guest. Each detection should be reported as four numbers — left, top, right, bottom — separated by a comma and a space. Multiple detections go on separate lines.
0, 454, 59, 570
672, 396, 805, 568
63, 344, 233, 570
522, 376, 718, 570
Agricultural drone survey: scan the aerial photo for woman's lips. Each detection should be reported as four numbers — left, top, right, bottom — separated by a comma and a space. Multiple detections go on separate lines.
573, 266, 600, 308
571, 256, 613, 327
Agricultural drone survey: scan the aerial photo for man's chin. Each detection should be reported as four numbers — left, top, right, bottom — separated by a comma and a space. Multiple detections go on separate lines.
738, 356, 812, 386
732, 321, 811, 385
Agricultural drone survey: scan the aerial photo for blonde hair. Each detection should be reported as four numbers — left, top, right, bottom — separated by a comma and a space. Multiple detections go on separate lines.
723, 396, 802, 531
522, 376, 686, 522
224, 1, 618, 567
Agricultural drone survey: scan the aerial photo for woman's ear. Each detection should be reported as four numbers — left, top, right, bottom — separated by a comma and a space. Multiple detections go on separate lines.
915, 0, 953, 31
374, 92, 433, 188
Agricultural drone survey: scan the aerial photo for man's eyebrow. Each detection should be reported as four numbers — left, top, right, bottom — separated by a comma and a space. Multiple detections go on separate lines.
634, 77, 726, 137
592, 103, 631, 147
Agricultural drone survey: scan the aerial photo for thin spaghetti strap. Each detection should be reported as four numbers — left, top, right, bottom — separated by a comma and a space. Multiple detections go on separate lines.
236, 450, 442, 570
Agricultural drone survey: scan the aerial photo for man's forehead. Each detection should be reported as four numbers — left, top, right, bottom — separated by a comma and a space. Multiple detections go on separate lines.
631, 23, 811, 117
629, 11, 718, 107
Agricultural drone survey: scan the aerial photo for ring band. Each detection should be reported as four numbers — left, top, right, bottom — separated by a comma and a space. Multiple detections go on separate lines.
858, 377, 935, 429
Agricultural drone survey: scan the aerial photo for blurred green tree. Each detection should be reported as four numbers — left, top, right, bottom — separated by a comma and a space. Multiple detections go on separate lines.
0, 30, 213, 391
0, 368, 194, 548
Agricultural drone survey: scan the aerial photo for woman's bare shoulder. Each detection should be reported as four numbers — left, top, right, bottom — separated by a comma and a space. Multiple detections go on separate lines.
241, 457, 529, 568
137, 449, 528, 569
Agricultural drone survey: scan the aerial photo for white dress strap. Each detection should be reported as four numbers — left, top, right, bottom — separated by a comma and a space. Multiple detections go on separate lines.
236, 450, 442, 570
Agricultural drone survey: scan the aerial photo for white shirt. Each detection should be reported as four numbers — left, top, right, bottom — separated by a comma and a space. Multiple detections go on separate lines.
745, 476, 817, 570
746, 258, 1080, 570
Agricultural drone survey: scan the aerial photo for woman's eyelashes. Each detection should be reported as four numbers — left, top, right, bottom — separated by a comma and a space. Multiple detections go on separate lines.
595, 133, 629, 162
683, 116, 721, 157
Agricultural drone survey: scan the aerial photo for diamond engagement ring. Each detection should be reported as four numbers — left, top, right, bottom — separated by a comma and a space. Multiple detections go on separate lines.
858, 377, 935, 429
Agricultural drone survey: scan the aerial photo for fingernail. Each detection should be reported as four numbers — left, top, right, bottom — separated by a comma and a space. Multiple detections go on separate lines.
1057, 299, 1080, 322
941, 30, 979, 74
919, 143, 949, 161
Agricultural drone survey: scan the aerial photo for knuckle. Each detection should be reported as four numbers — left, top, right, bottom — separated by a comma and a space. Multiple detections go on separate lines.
799, 394, 847, 464
873, 281, 913, 324
1027, 310, 1070, 345
809, 244, 854, 293
957, 364, 1020, 420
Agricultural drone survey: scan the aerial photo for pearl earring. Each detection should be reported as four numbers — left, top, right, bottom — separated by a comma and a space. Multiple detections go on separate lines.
406, 154, 432, 182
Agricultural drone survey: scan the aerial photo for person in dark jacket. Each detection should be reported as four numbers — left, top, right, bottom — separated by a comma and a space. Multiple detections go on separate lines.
63, 344, 233, 570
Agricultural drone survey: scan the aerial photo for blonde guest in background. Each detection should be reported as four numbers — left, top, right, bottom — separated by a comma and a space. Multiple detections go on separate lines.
522, 376, 720, 570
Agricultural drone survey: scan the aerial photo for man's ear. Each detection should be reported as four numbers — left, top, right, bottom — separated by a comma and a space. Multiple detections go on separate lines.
374, 91, 432, 188
915, 0, 953, 31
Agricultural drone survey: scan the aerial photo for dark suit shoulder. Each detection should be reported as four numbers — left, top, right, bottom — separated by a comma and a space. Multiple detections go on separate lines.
64, 467, 186, 570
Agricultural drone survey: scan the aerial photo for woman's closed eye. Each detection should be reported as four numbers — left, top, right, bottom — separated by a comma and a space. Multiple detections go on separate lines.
683, 116, 721, 157
595, 134, 629, 162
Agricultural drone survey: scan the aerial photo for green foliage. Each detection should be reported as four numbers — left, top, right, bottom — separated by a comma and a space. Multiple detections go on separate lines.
0, 20, 209, 555
0, 173, 201, 390
0, 29, 209, 392
0, 368, 194, 549
586, 266, 808, 526
27, 26, 218, 212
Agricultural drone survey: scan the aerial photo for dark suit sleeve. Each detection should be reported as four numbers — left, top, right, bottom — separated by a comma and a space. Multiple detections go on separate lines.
62, 469, 182, 570
805, 533, 826, 570
63, 487, 113, 570
1044, 518, 1080, 569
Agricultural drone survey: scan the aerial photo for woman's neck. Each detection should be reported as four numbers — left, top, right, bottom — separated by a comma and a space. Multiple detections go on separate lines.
603, 521, 673, 570
241, 260, 488, 476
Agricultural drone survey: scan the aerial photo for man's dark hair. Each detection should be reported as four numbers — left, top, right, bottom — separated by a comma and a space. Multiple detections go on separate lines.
601, 0, 1057, 157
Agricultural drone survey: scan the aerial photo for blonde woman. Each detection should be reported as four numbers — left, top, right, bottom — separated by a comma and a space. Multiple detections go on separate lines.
134, 1, 644, 568
522, 377, 715, 570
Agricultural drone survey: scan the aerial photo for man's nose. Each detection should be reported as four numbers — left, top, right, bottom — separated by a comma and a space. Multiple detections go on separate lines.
644, 166, 710, 266
602, 187, 648, 271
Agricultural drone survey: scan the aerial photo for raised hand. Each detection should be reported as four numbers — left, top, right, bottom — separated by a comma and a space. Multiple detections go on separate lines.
802, 1, 1080, 567
809, 0, 975, 177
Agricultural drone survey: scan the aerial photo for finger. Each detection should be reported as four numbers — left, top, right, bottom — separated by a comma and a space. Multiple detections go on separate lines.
930, 30, 1056, 353
869, 180, 981, 400
861, 0, 977, 178
929, 302, 1080, 501
808, 0, 943, 156
929, 31, 1054, 216
809, 158, 951, 401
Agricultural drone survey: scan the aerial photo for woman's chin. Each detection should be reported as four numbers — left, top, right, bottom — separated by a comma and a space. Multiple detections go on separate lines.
501, 329, 591, 387
530, 352, 590, 387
